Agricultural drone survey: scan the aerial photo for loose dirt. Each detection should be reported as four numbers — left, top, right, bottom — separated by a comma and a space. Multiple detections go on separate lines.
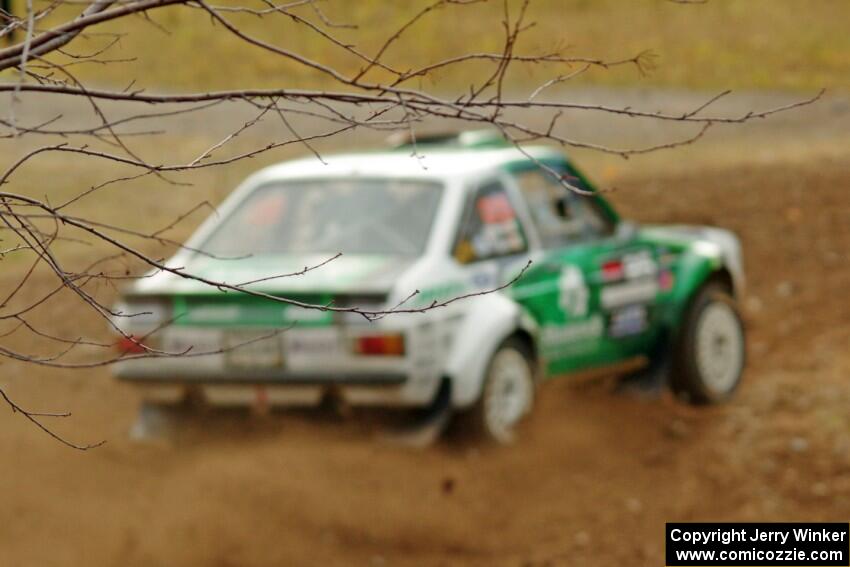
1, 95, 849, 566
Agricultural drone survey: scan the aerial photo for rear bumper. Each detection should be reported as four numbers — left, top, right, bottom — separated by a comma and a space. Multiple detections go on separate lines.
123, 377, 439, 408
113, 323, 450, 407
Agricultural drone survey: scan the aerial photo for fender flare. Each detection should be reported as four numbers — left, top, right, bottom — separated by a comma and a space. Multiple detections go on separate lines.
663, 245, 736, 333
442, 293, 539, 408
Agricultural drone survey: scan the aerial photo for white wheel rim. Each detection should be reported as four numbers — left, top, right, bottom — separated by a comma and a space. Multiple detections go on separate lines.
694, 301, 744, 395
484, 348, 533, 442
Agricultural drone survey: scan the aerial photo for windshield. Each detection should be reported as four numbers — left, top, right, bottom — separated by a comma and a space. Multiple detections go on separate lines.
200, 178, 444, 257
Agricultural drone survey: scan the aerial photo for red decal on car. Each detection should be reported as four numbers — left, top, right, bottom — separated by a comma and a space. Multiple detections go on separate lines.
659, 269, 675, 291
601, 259, 624, 281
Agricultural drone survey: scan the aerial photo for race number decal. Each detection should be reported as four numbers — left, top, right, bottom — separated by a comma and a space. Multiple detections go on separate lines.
558, 265, 589, 318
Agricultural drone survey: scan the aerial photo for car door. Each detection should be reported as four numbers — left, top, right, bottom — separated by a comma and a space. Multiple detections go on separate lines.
506, 161, 662, 376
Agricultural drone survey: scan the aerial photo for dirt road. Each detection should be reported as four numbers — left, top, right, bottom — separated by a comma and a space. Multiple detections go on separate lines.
1, 90, 849, 566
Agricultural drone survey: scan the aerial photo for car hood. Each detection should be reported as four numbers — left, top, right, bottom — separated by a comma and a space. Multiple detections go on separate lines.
127, 253, 414, 297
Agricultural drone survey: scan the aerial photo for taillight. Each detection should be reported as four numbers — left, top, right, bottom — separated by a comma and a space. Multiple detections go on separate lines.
352, 334, 405, 356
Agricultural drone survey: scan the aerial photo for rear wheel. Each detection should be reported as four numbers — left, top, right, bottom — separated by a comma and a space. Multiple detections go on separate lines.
671, 283, 745, 404
466, 337, 535, 444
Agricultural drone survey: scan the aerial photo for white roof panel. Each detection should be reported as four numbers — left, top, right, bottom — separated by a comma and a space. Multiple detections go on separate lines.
249, 146, 562, 184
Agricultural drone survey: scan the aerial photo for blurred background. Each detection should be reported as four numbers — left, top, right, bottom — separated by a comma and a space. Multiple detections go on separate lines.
1, 1, 849, 565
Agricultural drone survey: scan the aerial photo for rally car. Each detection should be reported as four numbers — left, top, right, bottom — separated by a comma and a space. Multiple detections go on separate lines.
113, 130, 746, 443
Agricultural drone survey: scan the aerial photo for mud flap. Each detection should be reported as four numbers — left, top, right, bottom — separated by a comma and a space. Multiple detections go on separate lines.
614, 333, 672, 400
383, 379, 452, 448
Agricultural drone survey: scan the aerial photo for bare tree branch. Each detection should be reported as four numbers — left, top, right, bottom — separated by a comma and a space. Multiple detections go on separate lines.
0, 0, 820, 447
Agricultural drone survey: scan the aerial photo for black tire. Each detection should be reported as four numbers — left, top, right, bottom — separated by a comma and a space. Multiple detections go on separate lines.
671, 282, 746, 404
461, 337, 536, 444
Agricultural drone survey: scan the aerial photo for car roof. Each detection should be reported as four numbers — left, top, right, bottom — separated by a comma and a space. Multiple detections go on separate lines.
247, 144, 564, 187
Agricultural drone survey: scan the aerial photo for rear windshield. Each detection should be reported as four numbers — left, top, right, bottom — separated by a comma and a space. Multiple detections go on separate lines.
200, 178, 443, 257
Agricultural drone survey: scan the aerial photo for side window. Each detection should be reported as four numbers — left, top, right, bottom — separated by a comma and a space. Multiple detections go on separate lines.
512, 167, 614, 248
453, 181, 527, 263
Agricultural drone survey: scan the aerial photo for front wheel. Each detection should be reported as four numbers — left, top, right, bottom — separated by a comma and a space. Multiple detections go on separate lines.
671, 283, 746, 404
465, 337, 536, 444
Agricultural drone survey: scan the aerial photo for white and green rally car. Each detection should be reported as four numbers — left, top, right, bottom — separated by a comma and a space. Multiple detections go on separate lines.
113, 131, 746, 443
